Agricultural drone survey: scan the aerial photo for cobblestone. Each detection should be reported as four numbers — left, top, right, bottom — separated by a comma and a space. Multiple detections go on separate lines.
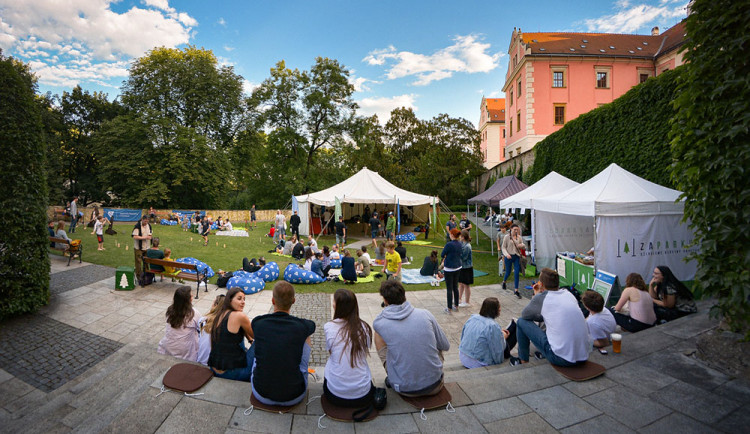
289, 293, 331, 366
0, 315, 122, 392
50, 264, 114, 295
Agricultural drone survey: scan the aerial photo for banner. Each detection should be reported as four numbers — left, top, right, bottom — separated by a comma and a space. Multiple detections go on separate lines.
596, 215, 697, 281
431, 197, 437, 238
172, 210, 204, 219
396, 199, 400, 233
334, 196, 341, 221
292, 196, 299, 213
103, 208, 143, 222
534, 210, 594, 270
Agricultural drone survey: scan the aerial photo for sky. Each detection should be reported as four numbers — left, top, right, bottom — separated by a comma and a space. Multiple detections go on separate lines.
0, 0, 689, 127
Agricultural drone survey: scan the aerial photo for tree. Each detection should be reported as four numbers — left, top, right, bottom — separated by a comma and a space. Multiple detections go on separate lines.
37, 92, 66, 205
670, 0, 750, 336
0, 51, 50, 318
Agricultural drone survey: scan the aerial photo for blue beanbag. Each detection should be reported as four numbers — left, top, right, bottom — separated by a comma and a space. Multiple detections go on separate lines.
395, 233, 416, 241
283, 263, 324, 284
175, 257, 215, 278
227, 275, 265, 294
253, 262, 280, 282
231, 270, 253, 279
329, 258, 342, 269
160, 219, 178, 225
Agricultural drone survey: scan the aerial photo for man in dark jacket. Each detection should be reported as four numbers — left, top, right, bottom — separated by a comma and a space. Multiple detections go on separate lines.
289, 210, 301, 240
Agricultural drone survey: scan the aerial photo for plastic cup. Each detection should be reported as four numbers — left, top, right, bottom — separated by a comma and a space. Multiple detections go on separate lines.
611, 333, 622, 353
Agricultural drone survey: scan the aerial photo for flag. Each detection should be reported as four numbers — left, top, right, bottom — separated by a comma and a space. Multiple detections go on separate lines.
335, 196, 342, 221
396, 199, 400, 233
291, 196, 298, 212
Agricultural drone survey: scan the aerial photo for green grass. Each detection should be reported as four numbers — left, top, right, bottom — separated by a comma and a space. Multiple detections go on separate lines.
52, 219, 513, 294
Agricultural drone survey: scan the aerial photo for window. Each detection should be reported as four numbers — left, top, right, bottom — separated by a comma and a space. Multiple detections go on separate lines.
503, 129, 506, 138
596, 71, 608, 88
509, 120, 512, 136
639, 73, 649, 83
516, 112, 521, 131
553, 71, 564, 88
517, 80, 522, 97
513, 54, 518, 68
509, 89, 513, 106
554, 104, 566, 125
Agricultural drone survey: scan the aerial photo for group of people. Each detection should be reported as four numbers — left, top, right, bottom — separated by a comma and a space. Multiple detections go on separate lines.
439, 228, 474, 313
368, 211, 398, 248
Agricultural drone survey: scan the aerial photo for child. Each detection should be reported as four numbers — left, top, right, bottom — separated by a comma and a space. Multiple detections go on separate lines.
382, 241, 402, 281
265, 224, 275, 239
163, 248, 182, 282
94, 215, 110, 251
582, 291, 617, 348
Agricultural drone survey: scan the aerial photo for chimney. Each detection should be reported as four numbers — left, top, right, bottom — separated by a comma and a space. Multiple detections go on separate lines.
651, 26, 660, 36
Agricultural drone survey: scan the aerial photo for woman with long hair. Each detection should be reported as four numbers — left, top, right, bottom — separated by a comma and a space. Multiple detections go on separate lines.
609, 273, 656, 332
323, 288, 375, 407
208, 288, 255, 381
196, 294, 226, 365
501, 224, 525, 299
458, 297, 517, 368
458, 230, 473, 307
648, 265, 697, 322
303, 247, 315, 271
157, 286, 202, 361
54, 220, 71, 249
440, 228, 463, 313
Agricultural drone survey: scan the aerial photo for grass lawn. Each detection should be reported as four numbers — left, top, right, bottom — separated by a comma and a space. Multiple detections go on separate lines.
52, 218, 514, 294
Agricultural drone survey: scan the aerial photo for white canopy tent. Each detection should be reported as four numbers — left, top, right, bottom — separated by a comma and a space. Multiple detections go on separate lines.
294, 167, 439, 236
532, 163, 696, 282
498, 171, 580, 262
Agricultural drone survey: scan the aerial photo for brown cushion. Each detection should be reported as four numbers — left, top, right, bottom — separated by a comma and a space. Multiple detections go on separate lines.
399, 386, 452, 410
320, 395, 378, 422
249, 392, 303, 413
162, 363, 213, 393
552, 361, 606, 381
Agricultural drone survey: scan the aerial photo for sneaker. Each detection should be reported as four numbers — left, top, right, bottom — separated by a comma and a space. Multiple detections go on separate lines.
452, 306, 459, 312
458, 302, 470, 308
502, 281, 507, 290
509, 356, 523, 366
444, 308, 451, 314
534, 351, 546, 360
514, 290, 522, 299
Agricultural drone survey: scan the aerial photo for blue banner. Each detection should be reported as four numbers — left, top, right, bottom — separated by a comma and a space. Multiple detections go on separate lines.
291, 196, 298, 212
103, 208, 143, 222
396, 200, 400, 233
172, 210, 205, 219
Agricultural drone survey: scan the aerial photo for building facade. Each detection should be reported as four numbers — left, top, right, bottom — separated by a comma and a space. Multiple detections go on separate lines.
479, 97, 506, 169
502, 22, 686, 159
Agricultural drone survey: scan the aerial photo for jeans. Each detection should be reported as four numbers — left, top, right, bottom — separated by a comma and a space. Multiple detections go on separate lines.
444, 270, 460, 309
69, 215, 78, 233
212, 343, 255, 382
516, 318, 578, 367
503, 255, 521, 290
252, 343, 311, 406
608, 307, 654, 333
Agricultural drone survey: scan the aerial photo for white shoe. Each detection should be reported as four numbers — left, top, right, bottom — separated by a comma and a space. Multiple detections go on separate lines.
458, 302, 469, 308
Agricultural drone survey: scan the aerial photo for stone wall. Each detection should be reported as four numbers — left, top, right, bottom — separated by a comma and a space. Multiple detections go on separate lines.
46, 207, 288, 224
475, 149, 536, 194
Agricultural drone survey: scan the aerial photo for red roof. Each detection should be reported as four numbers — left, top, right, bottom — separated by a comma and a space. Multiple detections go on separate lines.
485, 98, 505, 123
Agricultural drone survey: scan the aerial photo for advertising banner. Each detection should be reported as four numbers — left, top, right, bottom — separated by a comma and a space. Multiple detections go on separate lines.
103, 208, 143, 222
535, 210, 595, 270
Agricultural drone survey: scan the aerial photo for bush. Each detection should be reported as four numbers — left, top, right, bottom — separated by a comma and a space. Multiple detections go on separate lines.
670, 0, 750, 336
527, 69, 682, 186
0, 52, 50, 319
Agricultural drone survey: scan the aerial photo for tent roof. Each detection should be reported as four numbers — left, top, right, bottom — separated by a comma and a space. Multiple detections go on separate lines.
295, 167, 439, 207
498, 171, 580, 210
468, 175, 528, 206
533, 163, 684, 216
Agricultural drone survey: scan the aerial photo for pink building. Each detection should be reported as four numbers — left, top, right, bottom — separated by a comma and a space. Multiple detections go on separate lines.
479, 97, 506, 168
502, 22, 686, 158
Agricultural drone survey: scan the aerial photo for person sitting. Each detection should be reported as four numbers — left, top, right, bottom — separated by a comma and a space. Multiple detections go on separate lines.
311, 252, 325, 278
581, 291, 616, 348
360, 246, 371, 264
54, 220, 71, 249
420, 250, 440, 276
197, 294, 225, 365
216, 269, 235, 288
329, 244, 341, 260
511, 268, 591, 367
307, 235, 319, 253
302, 248, 314, 271
458, 297, 517, 368
265, 224, 275, 239
220, 218, 233, 231
242, 257, 265, 273
610, 273, 657, 332
277, 235, 295, 256
324, 289, 375, 407
157, 286, 201, 361
395, 241, 407, 262
48, 221, 56, 247
355, 249, 371, 277
648, 265, 697, 322
375, 241, 386, 265
341, 250, 357, 284
321, 246, 332, 277
382, 241, 402, 282
208, 288, 254, 381
146, 237, 165, 273
250, 282, 315, 406
163, 248, 182, 282
291, 237, 305, 260
374, 280, 450, 396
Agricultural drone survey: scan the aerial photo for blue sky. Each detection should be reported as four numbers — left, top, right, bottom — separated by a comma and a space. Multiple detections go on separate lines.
0, 0, 688, 126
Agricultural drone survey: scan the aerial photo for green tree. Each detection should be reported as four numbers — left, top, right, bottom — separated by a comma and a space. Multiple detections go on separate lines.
37, 92, 66, 205
670, 0, 750, 335
0, 51, 50, 318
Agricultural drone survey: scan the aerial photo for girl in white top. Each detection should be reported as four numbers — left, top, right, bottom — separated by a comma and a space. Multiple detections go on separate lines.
157, 286, 201, 361
303, 248, 314, 271
611, 273, 657, 332
323, 288, 375, 407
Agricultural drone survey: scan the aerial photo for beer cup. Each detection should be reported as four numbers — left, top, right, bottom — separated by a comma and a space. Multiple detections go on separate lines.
611, 333, 622, 353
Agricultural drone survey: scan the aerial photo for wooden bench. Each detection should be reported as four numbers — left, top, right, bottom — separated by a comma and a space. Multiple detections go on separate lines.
49, 237, 83, 266
142, 257, 209, 299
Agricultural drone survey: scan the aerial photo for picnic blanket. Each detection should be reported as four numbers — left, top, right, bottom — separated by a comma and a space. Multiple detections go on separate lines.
215, 230, 249, 237
404, 240, 432, 245
328, 269, 377, 284
400, 268, 488, 284
272, 252, 293, 258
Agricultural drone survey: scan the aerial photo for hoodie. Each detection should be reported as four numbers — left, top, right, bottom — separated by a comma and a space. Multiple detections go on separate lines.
373, 301, 450, 393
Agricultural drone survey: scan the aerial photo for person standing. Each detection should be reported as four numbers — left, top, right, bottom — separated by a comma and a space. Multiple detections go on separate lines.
274, 210, 286, 243
69, 197, 79, 233
250, 205, 257, 230
501, 224, 525, 299
200, 216, 210, 246
385, 212, 397, 241
458, 230, 473, 307
94, 215, 110, 251
322, 208, 332, 235
445, 214, 457, 242
132, 215, 153, 281
440, 229, 463, 313
334, 215, 347, 247
289, 210, 301, 240
458, 213, 472, 231
369, 212, 381, 249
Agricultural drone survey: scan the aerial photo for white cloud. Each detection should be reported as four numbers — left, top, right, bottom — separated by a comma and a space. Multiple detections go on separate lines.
224, 45, 235, 52
0, 0, 196, 88
218, 17, 227, 26
363, 35, 502, 86
356, 94, 417, 123
582, 2, 687, 33
242, 79, 259, 95
349, 75, 381, 93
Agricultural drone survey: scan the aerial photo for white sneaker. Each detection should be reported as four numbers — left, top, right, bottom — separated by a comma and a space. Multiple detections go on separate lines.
458, 302, 470, 308
443, 308, 451, 314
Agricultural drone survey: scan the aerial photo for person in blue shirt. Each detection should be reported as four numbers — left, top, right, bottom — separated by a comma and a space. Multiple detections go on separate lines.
311, 252, 325, 278
458, 297, 517, 368
440, 228, 463, 313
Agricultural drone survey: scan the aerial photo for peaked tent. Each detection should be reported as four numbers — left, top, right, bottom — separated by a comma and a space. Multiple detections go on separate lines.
532, 163, 696, 282
294, 167, 439, 236
468, 175, 528, 207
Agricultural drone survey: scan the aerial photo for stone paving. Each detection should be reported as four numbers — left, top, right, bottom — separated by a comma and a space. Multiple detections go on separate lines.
50, 264, 115, 295
290, 293, 331, 366
0, 254, 746, 433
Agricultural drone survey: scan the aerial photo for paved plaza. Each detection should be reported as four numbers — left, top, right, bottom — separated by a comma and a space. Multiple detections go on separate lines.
0, 254, 747, 433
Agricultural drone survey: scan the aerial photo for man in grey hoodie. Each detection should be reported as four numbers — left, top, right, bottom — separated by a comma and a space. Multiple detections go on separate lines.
373, 280, 450, 396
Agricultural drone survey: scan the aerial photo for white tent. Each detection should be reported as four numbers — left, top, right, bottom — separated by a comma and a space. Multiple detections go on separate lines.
498, 171, 580, 262
294, 167, 439, 236
532, 163, 696, 282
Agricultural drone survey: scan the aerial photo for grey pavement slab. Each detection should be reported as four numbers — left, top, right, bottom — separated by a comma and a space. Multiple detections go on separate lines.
292, 414, 355, 433
353, 413, 420, 434
562, 375, 616, 397
649, 380, 740, 424
459, 364, 566, 403
605, 363, 678, 396
102, 389, 182, 434
561, 414, 635, 434
156, 396, 235, 433
0, 368, 13, 384
584, 387, 671, 429
637, 412, 720, 434
50, 264, 115, 295
411, 405, 486, 434
518, 385, 601, 430
228, 406, 293, 434
444, 382, 473, 407
715, 403, 750, 434
657, 311, 717, 339
716, 378, 750, 404
188, 375, 253, 408
635, 351, 731, 392
469, 397, 532, 424
484, 412, 557, 434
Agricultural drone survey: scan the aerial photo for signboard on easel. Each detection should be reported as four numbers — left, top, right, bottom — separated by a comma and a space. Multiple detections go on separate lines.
591, 269, 618, 306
